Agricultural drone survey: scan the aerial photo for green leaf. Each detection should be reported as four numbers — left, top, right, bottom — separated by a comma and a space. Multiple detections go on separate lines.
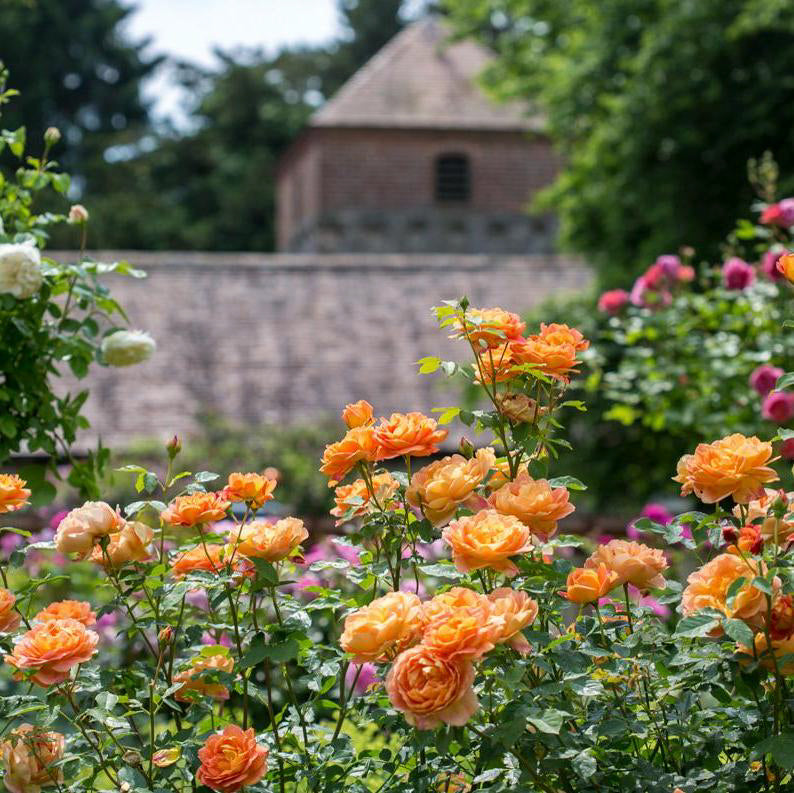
417, 356, 441, 374
548, 476, 587, 491
776, 372, 794, 391
252, 558, 280, 587
723, 618, 753, 647
526, 708, 570, 734
755, 735, 794, 769
674, 611, 722, 638
432, 406, 461, 425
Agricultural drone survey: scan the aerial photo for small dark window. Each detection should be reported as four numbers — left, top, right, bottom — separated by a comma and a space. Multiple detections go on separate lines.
435, 154, 470, 202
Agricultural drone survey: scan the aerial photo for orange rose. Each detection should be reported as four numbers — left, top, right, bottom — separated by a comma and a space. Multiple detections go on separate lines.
452, 307, 526, 348
406, 448, 495, 526
682, 553, 770, 631
511, 323, 588, 382
340, 591, 425, 663
0, 724, 64, 793
495, 393, 545, 423
0, 588, 20, 633
442, 509, 534, 577
221, 472, 276, 509
562, 564, 619, 604
735, 489, 794, 543
422, 587, 491, 625
726, 524, 764, 556
386, 645, 478, 730
174, 654, 234, 702
487, 470, 574, 540
54, 501, 123, 557
320, 426, 379, 485
777, 252, 794, 282
342, 399, 375, 428
487, 588, 538, 654
5, 618, 99, 686
485, 459, 528, 492
739, 632, 794, 675
331, 473, 399, 524
0, 474, 30, 514
161, 492, 230, 527
91, 521, 154, 568
769, 594, 794, 640
673, 434, 778, 504
171, 544, 231, 576
230, 517, 308, 562
585, 540, 667, 591
372, 412, 448, 460
196, 725, 268, 793
473, 343, 519, 385
34, 600, 96, 627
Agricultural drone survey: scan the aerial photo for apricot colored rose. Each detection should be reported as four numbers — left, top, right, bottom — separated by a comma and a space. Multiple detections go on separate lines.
739, 632, 794, 675
342, 399, 375, 428
0, 588, 20, 633
769, 594, 794, 641
776, 252, 794, 282
34, 600, 96, 627
407, 448, 495, 526
174, 654, 234, 702
451, 307, 526, 348
442, 509, 533, 577
487, 588, 538, 654
340, 591, 425, 663
230, 517, 308, 562
495, 393, 544, 423
511, 323, 589, 382
171, 544, 227, 576
320, 426, 379, 485
0, 724, 64, 793
473, 342, 519, 385
586, 540, 667, 591
563, 564, 620, 604
331, 473, 399, 524
373, 412, 448, 460
222, 472, 276, 508
485, 459, 529, 492
0, 474, 30, 514
5, 618, 99, 686
386, 645, 478, 730
196, 725, 268, 793
54, 501, 123, 557
673, 433, 777, 504
422, 587, 491, 625
735, 488, 794, 544
682, 553, 770, 631
487, 470, 574, 540
91, 521, 154, 568
726, 524, 764, 556
161, 492, 230, 527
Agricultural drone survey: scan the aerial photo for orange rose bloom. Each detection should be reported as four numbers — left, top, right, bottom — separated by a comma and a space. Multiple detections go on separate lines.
0, 724, 64, 793
340, 591, 425, 663
585, 540, 667, 591
563, 564, 619, 604
196, 725, 268, 793
673, 433, 777, 504
442, 509, 534, 577
0, 588, 20, 633
726, 524, 764, 556
373, 412, 448, 460
91, 521, 154, 568
5, 618, 99, 686
174, 654, 234, 702
406, 448, 495, 526
487, 588, 538, 654
769, 594, 794, 640
512, 323, 588, 382
54, 501, 123, 557
0, 474, 30, 514
386, 645, 478, 730
320, 426, 379, 485
777, 252, 794, 282
34, 600, 96, 627
487, 470, 574, 540
342, 399, 375, 429
230, 517, 308, 562
222, 473, 276, 508
331, 473, 399, 524
473, 342, 519, 385
161, 492, 230, 527
171, 544, 228, 576
682, 553, 770, 631
486, 459, 529, 492
735, 489, 794, 543
452, 307, 526, 348
422, 587, 491, 625
495, 393, 544, 423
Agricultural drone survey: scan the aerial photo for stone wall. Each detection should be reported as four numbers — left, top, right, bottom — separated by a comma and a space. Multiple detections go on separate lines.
55, 251, 591, 449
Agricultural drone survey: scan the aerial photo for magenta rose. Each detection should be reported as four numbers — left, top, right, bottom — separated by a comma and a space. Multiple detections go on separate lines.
762, 390, 794, 424
750, 364, 784, 396
722, 257, 755, 290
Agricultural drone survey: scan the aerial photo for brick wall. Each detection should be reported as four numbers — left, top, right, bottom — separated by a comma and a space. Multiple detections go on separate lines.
55, 252, 591, 450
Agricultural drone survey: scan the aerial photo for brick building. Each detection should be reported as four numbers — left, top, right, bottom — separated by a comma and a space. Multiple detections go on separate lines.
276, 18, 559, 255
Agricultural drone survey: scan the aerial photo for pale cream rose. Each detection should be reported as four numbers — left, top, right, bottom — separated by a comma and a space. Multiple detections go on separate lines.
91, 521, 154, 567
0, 724, 64, 793
55, 501, 124, 557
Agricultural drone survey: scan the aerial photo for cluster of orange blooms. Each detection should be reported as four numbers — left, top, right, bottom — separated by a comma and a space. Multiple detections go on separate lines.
340, 587, 537, 729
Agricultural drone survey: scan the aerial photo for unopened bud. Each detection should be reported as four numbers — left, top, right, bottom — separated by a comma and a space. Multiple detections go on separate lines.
771, 491, 789, 518
458, 436, 475, 459
263, 466, 280, 482
722, 524, 738, 544
158, 626, 173, 645
68, 204, 89, 224
44, 126, 61, 146
166, 435, 181, 459
122, 750, 142, 767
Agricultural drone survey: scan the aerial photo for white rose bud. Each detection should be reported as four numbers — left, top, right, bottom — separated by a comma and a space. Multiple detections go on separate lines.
68, 204, 89, 224
101, 330, 156, 367
0, 241, 43, 299
44, 126, 61, 145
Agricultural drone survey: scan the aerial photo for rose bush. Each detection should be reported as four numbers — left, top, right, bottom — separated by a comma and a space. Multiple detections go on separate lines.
3, 295, 794, 793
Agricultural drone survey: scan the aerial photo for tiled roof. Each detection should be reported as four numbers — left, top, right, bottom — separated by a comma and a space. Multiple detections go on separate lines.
311, 17, 541, 132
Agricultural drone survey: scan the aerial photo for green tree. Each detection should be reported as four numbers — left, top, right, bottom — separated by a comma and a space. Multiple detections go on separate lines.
443, 0, 794, 285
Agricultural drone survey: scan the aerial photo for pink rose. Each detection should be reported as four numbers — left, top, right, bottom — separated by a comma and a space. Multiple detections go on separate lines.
750, 364, 784, 397
763, 250, 785, 281
762, 390, 794, 424
782, 438, 794, 460
761, 198, 794, 227
598, 289, 630, 314
722, 257, 755, 290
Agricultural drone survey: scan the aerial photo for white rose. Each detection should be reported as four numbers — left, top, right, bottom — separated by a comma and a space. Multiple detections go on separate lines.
0, 241, 43, 299
101, 330, 156, 367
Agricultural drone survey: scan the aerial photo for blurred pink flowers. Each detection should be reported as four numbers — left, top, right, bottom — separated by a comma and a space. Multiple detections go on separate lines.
750, 364, 784, 397
722, 257, 754, 290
